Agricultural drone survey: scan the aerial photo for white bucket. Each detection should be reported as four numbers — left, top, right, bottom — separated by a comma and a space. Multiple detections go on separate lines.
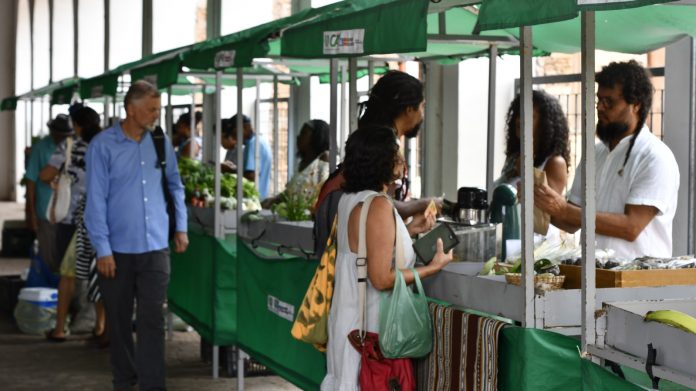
18, 287, 58, 307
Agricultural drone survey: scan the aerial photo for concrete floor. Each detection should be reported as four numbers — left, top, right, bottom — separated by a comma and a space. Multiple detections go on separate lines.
0, 202, 300, 390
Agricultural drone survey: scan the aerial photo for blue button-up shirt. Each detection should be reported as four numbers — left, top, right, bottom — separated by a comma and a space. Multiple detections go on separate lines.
84, 122, 187, 258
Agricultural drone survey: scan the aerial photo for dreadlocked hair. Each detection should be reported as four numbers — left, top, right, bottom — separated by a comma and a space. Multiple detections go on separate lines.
358, 70, 423, 129
596, 60, 654, 175
504, 90, 571, 169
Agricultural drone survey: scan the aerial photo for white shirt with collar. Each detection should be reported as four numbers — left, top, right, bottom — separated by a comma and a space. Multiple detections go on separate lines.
568, 126, 679, 259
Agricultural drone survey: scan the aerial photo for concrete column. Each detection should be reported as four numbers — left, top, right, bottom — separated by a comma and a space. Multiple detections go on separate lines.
0, 0, 18, 200
201, 0, 221, 165
664, 36, 696, 255
423, 62, 459, 199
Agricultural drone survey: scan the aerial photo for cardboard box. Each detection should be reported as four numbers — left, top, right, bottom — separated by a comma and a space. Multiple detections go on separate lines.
559, 264, 696, 288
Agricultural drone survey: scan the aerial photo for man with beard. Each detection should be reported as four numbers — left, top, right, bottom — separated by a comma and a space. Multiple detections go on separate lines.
534, 61, 679, 259
313, 70, 439, 254
85, 80, 189, 390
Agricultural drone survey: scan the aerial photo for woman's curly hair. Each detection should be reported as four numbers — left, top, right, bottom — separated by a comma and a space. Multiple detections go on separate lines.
342, 125, 400, 193
504, 89, 570, 168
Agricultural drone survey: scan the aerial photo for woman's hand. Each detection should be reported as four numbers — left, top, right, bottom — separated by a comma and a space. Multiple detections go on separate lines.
430, 238, 453, 270
407, 212, 436, 236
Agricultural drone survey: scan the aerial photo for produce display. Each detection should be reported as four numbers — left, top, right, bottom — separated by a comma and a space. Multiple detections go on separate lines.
561, 256, 696, 270
644, 310, 696, 335
178, 158, 261, 211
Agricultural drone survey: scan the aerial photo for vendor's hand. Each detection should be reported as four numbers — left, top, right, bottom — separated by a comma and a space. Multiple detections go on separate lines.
261, 197, 276, 210
221, 161, 237, 173
534, 182, 566, 215
430, 197, 444, 215
97, 255, 116, 279
407, 212, 436, 236
430, 238, 453, 271
174, 232, 189, 253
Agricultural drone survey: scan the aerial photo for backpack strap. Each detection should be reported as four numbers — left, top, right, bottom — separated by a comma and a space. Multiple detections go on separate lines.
151, 126, 176, 238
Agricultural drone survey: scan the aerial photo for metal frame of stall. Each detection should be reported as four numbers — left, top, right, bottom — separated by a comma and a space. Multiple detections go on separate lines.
425, 3, 696, 390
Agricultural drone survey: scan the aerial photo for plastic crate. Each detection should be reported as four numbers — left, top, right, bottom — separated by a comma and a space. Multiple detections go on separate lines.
200, 339, 273, 378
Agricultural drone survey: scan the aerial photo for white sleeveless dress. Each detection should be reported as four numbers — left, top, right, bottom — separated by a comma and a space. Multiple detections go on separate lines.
320, 190, 416, 391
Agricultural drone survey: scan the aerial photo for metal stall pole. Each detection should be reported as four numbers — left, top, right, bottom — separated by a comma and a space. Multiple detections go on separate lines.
255, 79, 261, 181
212, 70, 223, 380
368, 60, 375, 90
40, 97, 45, 136
189, 91, 196, 158
329, 59, 339, 171
689, 37, 696, 253
24, 100, 30, 147
340, 64, 347, 158
166, 87, 173, 139
485, 45, 498, 198
30, 98, 34, 138
235, 67, 247, 391
580, 11, 597, 353
519, 26, 535, 328
104, 96, 111, 128
348, 58, 358, 133
273, 75, 279, 196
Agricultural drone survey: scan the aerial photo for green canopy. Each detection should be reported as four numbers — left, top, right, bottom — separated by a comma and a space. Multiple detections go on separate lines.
79, 73, 119, 99
475, 0, 678, 32
51, 79, 80, 105
182, 8, 321, 70
475, 2, 696, 54
281, 0, 428, 58
1, 96, 17, 111
130, 56, 182, 90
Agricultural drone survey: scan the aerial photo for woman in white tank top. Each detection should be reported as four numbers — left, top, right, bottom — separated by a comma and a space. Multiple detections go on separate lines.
321, 126, 453, 391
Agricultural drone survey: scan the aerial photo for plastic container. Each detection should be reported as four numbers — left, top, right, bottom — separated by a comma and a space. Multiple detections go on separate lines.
18, 287, 58, 307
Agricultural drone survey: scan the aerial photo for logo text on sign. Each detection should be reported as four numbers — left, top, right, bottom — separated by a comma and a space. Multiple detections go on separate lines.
214, 50, 236, 68
267, 295, 295, 322
323, 29, 365, 55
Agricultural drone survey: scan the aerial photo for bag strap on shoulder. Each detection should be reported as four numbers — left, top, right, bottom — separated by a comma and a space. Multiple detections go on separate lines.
356, 192, 404, 339
63, 137, 73, 173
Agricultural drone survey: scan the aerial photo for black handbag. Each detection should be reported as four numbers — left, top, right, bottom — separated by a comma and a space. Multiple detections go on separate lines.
151, 126, 176, 240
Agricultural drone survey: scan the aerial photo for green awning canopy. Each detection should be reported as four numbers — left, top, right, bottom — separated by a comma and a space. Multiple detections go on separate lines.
1, 96, 18, 111
130, 56, 182, 90
51, 79, 80, 105
280, 0, 428, 58
182, 8, 321, 70
476, 3, 696, 54
79, 73, 119, 99
474, 0, 679, 32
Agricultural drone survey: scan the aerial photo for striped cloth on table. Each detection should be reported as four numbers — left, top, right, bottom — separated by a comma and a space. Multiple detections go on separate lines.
74, 196, 101, 302
416, 302, 507, 391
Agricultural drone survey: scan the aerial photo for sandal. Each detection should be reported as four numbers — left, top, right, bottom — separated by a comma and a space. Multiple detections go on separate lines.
45, 330, 66, 343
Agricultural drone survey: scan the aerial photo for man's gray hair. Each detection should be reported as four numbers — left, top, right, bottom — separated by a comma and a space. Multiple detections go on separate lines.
124, 80, 160, 109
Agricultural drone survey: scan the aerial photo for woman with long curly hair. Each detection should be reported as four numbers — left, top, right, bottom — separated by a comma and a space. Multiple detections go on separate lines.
495, 89, 570, 196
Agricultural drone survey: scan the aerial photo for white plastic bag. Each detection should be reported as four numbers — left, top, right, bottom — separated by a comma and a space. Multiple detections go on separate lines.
46, 137, 73, 223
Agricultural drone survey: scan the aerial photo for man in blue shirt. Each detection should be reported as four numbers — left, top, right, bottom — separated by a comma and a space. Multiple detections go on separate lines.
24, 115, 72, 271
225, 114, 272, 199
85, 80, 188, 391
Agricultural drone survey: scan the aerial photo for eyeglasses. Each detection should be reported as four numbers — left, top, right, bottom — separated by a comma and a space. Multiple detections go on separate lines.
596, 96, 622, 110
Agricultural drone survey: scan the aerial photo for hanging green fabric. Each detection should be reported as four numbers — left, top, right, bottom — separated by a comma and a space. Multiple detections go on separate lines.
581, 359, 645, 391
1, 96, 18, 111
281, 0, 428, 58
130, 57, 182, 90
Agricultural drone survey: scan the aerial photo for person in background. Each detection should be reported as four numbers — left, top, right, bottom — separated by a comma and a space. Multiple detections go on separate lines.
85, 80, 188, 391
25, 114, 73, 272
535, 60, 679, 259
495, 90, 570, 195
261, 119, 330, 209
321, 125, 452, 390
175, 111, 203, 161
314, 70, 440, 254
42, 106, 103, 343
220, 118, 238, 173
223, 114, 272, 199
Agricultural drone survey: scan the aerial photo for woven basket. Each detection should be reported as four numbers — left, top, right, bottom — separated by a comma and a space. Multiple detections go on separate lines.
505, 273, 565, 291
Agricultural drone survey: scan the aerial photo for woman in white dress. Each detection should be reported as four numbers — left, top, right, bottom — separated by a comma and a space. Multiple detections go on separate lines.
321, 125, 453, 390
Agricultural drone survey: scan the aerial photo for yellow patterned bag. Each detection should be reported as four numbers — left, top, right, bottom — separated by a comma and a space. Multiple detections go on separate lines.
291, 217, 338, 352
